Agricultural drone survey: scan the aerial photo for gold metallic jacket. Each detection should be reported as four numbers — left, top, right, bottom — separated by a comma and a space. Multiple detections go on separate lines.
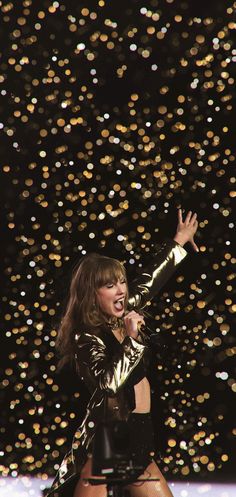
47, 240, 187, 496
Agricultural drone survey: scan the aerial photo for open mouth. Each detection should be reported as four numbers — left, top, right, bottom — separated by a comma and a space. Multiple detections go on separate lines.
113, 298, 124, 311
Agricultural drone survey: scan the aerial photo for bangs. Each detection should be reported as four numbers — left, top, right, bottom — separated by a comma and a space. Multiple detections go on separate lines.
94, 259, 126, 288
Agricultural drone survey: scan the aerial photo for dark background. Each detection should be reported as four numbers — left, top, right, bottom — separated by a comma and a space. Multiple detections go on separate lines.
0, 0, 236, 484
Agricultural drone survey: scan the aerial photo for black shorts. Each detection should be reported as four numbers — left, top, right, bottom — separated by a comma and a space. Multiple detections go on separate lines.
127, 412, 156, 476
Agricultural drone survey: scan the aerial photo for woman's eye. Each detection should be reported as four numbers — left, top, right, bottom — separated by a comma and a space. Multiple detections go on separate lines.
106, 283, 113, 288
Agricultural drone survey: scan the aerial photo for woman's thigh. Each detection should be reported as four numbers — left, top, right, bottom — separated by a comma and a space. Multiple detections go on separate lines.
73, 457, 107, 497
127, 460, 174, 497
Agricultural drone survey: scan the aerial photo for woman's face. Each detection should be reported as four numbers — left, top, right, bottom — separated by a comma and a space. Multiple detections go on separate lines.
96, 277, 127, 318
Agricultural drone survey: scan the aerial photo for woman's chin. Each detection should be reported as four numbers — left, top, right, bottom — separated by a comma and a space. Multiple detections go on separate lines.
111, 309, 124, 318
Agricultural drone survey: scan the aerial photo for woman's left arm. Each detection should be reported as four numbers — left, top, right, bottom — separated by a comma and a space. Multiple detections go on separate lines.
128, 209, 198, 310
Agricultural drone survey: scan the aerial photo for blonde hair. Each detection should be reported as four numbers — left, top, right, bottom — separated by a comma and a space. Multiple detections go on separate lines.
56, 253, 127, 367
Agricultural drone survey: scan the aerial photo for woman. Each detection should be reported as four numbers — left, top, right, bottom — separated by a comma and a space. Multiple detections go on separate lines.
47, 209, 198, 497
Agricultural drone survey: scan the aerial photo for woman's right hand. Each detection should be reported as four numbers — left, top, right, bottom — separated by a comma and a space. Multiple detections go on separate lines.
124, 310, 145, 339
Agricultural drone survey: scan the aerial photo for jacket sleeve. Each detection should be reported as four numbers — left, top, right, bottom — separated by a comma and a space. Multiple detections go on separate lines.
128, 239, 187, 310
75, 332, 145, 395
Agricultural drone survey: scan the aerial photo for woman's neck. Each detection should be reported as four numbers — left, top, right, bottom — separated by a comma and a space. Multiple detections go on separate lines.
112, 327, 126, 343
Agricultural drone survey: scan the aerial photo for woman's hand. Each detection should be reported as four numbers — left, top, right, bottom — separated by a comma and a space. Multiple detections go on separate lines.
174, 208, 199, 252
124, 310, 145, 339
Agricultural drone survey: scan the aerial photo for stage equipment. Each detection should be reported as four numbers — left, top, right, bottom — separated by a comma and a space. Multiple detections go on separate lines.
88, 420, 159, 497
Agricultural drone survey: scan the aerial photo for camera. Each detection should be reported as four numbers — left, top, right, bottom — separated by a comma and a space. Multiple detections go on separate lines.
92, 420, 144, 479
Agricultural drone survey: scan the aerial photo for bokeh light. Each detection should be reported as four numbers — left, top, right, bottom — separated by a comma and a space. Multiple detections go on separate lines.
1, 0, 236, 484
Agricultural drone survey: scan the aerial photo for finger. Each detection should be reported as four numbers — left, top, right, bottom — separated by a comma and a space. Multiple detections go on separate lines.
128, 312, 141, 320
124, 310, 137, 318
128, 311, 144, 318
137, 322, 143, 332
185, 210, 192, 224
189, 212, 197, 225
189, 220, 198, 234
124, 313, 143, 324
126, 313, 145, 323
127, 315, 145, 324
138, 319, 145, 326
177, 208, 183, 224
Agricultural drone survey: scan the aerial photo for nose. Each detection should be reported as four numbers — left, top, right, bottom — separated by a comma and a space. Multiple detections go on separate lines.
116, 281, 124, 294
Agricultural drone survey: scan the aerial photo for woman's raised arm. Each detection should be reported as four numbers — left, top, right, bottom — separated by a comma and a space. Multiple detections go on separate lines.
128, 209, 198, 310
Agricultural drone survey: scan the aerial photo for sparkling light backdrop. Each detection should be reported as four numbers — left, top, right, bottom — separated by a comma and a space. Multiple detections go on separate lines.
1, 0, 236, 487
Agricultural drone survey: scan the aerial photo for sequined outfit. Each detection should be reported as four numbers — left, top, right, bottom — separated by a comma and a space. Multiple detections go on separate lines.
47, 240, 187, 496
